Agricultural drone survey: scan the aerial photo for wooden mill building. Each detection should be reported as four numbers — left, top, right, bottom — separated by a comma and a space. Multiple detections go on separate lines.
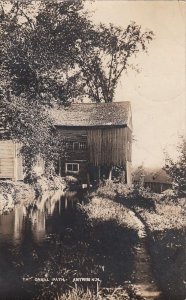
0, 101, 133, 185
52, 101, 133, 185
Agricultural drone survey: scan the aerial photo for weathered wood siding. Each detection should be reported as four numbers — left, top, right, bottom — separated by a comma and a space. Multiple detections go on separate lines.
126, 128, 132, 163
0, 140, 24, 180
56, 127, 88, 161
0, 140, 15, 179
126, 161, 132, 185
16, 144, 24, 180
56, 126, 132, 166
56, 128, 88, 182
87, 127, 132, 166
56, 126, 132, 184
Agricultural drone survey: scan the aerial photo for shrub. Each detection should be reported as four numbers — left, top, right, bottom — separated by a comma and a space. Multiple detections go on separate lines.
95, 180, 131, 200
53, 286, 145, 300
164, 138, 186, 197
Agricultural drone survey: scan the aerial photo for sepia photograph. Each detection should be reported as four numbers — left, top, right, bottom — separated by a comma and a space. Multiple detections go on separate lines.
0, 0, 185, 299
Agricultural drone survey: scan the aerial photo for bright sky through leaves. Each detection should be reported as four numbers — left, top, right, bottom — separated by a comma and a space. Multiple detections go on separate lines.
86, 0, 185, 168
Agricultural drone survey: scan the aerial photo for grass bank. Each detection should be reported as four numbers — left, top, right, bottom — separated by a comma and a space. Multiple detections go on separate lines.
135, 197, 186, 300
96, 180, 186, 300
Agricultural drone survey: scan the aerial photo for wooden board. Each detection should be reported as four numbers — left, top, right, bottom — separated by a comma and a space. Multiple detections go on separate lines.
87, 127, 132, 166
0, 141, 15, 179
0, 141, 24, 180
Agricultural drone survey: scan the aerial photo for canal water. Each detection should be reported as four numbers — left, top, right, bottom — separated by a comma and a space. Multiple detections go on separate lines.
0, 190, 165, 300
0, 190, 88, 299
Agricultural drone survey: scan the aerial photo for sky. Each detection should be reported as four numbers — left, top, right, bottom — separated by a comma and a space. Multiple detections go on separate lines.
85, 0, 186, 168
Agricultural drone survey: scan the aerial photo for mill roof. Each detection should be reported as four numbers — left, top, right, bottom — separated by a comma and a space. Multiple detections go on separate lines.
51, 101, 132, 127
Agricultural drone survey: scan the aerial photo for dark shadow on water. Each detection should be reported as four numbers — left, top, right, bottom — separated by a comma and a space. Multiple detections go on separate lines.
0, 191, 139, 299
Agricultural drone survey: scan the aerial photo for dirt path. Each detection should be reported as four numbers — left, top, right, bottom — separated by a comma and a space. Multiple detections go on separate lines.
128, 210, 164, 300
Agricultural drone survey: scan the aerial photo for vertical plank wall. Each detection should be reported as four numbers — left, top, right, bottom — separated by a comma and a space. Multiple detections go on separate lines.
0, 140, 15, 179
0, 141, 24, 180
87, 127, 132, 167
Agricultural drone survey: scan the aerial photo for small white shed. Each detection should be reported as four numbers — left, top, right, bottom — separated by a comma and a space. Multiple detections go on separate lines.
0, 140, 24, 181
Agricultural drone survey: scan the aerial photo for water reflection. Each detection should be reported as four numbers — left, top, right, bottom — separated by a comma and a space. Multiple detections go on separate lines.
0, 212, 15, 240
27, 191, 65, 242
0, 189, 86, 299
14, 205, 26, 243
7, 191, 62, 244
0, 189, 83, 245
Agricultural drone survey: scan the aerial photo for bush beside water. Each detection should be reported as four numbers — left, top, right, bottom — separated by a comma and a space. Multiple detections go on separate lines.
136, 197, 186, 300
0, 175, 65, 214
92, 180, 186, 300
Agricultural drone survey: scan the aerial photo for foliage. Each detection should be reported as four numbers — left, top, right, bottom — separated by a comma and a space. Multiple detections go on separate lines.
95, 180, 155, 210
136, 196, 186, 232
76, 22, 154, 103
136, 196, 186, 300
164, 138, 186, 196
94, 181, 185, 300
95, 180, 131, 200
94, 180, 118, 200
0, 0, 154, 172
132, 165, 145, 186
35, 285, 145, 300
0, 0, 87, 172
0, 179, 35, 214
1, 0, 154, 104
0, 92, 66, 174
52, 286, 144, 300
150, 228, 185, 300
82, 196, 143, 233
0, 0, 87, 104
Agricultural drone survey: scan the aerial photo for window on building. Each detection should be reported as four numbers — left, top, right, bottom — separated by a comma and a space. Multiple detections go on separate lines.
65, 141, 87, 151
79, 142, 87, 150
65, 163, 79, 173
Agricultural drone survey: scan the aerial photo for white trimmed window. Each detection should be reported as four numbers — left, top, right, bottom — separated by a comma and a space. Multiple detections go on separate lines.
65, 141, 87, 151
79, 142, 87, 150
65, 163, 79, 174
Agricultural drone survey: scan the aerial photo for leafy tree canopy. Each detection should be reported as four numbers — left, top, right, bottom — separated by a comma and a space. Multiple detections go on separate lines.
1, 0, 154, 104
0, 0, 154, 172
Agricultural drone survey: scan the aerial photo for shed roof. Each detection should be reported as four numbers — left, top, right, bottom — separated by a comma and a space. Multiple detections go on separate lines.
50, 101, 131, 127
133, 168, 172, 184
